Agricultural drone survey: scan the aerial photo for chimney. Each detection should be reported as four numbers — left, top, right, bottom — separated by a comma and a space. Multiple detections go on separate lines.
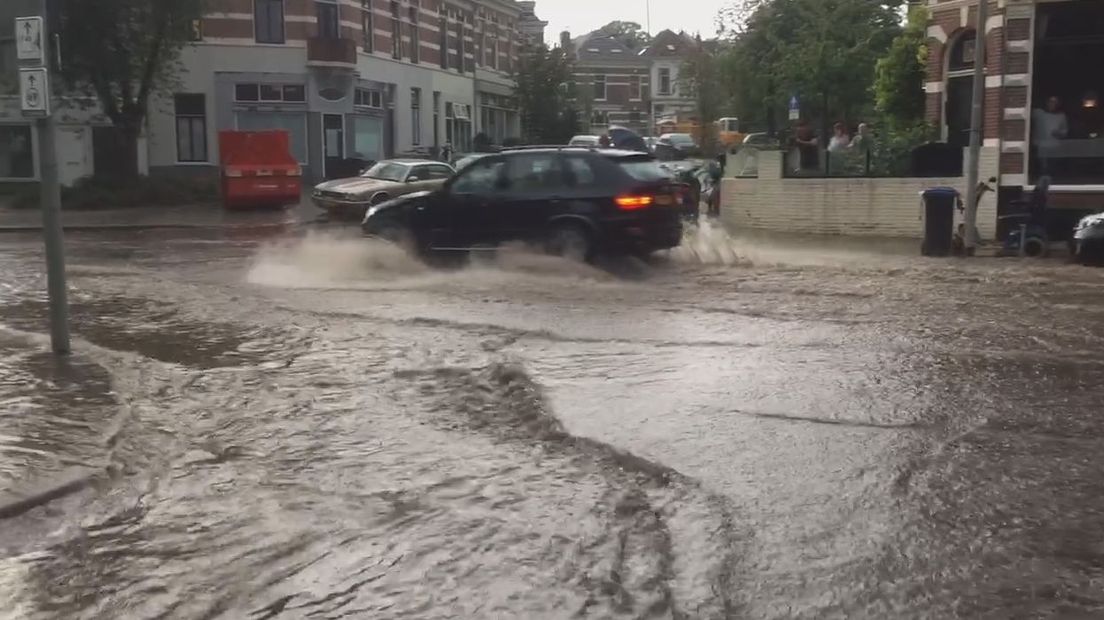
560, 30, 571, 52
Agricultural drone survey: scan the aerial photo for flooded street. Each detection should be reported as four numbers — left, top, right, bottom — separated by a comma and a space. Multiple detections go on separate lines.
2, 222, 1104, 619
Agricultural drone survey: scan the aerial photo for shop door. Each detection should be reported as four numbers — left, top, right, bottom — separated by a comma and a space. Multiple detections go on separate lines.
323, 114, 345, 180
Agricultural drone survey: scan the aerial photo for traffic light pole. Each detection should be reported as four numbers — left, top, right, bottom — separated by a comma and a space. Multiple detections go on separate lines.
38, 111, 70, 354
27, 1, 71, 354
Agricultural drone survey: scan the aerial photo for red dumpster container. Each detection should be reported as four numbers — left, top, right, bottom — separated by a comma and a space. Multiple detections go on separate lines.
218, 130, 302, 209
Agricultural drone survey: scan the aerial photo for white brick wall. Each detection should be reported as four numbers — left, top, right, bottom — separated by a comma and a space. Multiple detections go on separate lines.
720, 149, 999, 240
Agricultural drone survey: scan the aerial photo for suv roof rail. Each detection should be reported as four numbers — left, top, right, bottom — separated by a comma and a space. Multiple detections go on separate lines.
499, 144, 590, 152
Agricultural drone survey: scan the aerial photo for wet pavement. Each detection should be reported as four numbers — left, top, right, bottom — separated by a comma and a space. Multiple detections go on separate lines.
2, 219, 1104, 619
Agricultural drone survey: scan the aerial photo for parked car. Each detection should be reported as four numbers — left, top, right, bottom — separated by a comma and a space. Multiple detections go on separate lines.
742, 132, 776, 148
312, 159, 455, 220
658, 133, 698, 152
1072, 211, 1104, 265
568, 135, 601, 147
361, 147, 685, 261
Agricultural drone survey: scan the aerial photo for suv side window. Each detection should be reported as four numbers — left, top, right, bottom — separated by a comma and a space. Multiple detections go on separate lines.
564, 156, 598, 187
504, 154, 564, 193
450, 158, 505, 194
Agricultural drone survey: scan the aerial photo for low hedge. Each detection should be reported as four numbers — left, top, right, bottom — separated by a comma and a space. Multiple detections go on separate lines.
9, 175, 220, 210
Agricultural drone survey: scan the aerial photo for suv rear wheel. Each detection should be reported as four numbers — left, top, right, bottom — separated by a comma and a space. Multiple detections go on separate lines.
547, 224, 593, 262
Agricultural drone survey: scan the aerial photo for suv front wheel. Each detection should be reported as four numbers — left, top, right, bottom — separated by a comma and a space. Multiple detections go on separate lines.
547, 224, 594, 262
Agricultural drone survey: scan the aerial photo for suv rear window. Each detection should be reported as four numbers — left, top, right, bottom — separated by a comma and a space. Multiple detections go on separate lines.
615, 157, 670, 182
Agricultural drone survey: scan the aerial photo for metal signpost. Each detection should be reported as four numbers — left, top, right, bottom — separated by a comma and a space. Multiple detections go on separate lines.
16, 10, 70, 354
788, 96, 800, 121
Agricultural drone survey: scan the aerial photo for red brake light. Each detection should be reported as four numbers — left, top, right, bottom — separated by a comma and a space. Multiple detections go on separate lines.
616, 195, 655, 210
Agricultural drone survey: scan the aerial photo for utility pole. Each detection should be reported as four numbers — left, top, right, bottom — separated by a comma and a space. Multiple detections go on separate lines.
16, 2, 70, 353
645, 0, 652, 36
963, 0, 989, 254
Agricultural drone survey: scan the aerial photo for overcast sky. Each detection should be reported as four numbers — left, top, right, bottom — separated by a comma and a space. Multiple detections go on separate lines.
538, 0, 732, 45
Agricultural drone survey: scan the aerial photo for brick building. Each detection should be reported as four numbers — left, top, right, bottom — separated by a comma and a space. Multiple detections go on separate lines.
566, 32, 651, 135
924, 0, 1104, 219
1, 0, 541, 185
640, 30, 698, 129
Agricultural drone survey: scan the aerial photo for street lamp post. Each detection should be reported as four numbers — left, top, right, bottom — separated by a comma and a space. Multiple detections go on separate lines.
962, 0, 989, 254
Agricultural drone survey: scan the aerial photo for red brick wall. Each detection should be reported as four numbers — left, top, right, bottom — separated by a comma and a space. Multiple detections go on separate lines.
1000, 152, 1024, 174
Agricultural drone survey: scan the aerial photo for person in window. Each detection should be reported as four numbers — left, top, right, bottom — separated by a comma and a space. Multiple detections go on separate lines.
1032, 96, 1068, 176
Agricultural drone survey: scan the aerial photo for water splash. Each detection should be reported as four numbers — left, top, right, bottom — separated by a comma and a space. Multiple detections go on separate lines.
669, 219, 749, 266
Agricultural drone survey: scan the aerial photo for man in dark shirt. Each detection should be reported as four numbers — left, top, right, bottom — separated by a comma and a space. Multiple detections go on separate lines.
792, 120, 819, 172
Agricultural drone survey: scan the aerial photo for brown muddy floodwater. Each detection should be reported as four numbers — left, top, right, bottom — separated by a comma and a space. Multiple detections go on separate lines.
1, 221, 1104, 619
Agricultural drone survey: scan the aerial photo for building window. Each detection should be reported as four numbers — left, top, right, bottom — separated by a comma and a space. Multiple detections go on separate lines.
433, 91, 441, 148
234, 83, 305, 103
255, 0, 286, 44
489, 38, 498, 70
658, 68, 671, 96
411, 87, 422, 145
631, 75, 642, 101
0, 125, 35, 179
409, 6, 420, 63
391, 1, 402, 58
189, 19, 204, 42
316, 0, 340, 40
454, 19, 464, 73
593, 75, 606, 101
438, 16, 448, 68
174, 94, 207, 163
355, 88, 383, 108
361, 0, 374, 52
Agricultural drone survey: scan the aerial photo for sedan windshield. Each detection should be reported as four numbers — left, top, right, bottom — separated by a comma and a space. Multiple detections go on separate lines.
362, 162, 409, 182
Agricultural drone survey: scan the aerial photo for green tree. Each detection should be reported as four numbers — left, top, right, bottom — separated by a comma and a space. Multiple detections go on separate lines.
514, 43, 580, 144
597, 21, 652, 50
873, 5, 929, 130
57, 0, 207, 179
717, 0, 905, 137
680, 38, 725, 153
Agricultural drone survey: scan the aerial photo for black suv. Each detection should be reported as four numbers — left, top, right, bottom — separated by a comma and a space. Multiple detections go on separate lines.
360, 147, 688, 261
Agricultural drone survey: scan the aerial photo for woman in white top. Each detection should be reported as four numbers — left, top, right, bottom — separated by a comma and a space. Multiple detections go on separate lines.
827, 122, 851, 152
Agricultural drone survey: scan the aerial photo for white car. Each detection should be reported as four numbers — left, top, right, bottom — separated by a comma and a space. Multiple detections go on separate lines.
568, 135, 601, 147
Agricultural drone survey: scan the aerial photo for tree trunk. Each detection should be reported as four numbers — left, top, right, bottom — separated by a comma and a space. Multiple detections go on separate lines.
118, 121, 142, 181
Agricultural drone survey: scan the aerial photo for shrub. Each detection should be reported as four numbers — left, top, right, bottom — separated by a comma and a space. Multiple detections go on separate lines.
11, 175, 219, 210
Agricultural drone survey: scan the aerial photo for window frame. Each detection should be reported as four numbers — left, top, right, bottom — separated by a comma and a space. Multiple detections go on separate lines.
361, 0, 374, 52
234, 82, 307, 104
254, 0, 287, 44
315, 0, 340, 40
391, 0, 402, 59
658, 67, 672, 96
593, 75, 607, 101
0, 124, 38, 180
408, 5, 420, 64
411, 87, 422, 146
174, 93, 208, 163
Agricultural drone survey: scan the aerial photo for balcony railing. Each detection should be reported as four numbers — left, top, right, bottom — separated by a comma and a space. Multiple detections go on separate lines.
307, 37, 357, 67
